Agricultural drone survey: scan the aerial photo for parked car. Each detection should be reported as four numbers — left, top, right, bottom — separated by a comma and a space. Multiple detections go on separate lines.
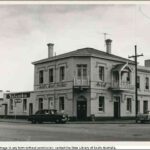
137, 111, 150, 123
28, 109, 68, 124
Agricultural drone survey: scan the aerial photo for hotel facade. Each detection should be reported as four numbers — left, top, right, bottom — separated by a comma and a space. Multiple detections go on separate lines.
1, 39, 150, 120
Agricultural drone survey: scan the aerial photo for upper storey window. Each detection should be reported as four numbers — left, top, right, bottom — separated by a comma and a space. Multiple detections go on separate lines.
49, 68, 54, 83
39, 70, 44, 84
99, 66, 104, 81
77, 64, 87, 79
137, 76, 140, 89
127, 72, 130, 83
145, 77, 149, 90
60, 66, 65, 81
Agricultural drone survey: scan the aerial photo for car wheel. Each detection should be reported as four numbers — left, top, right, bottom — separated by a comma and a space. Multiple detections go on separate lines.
136, 120, 140, 123
141, 120, 145, 124
38, 120, 43, 124
31, 120, 36, 124
55, 119, 60, 124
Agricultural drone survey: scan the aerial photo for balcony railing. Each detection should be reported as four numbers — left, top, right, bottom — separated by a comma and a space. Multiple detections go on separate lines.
74, 77, 89, 86
111, 82, 134, 90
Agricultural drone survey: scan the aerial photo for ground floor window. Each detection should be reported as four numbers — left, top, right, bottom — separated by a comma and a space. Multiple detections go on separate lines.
138, 100, 140, 113
59, 97, 64, 112
23, 99, 27, 112
143, 100, 148, 114
48, 97, 54, 109
9, 99, 13, 111
29, 103, 33, 115
99, 96, 105, 112
39, 98, 43, 110
126, 98, 132, 112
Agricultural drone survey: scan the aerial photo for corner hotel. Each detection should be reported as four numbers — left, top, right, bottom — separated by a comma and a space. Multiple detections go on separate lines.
1, 39, 150, 120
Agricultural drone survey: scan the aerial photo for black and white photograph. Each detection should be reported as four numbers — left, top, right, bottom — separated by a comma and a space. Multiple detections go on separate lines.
0, 1, 150, 147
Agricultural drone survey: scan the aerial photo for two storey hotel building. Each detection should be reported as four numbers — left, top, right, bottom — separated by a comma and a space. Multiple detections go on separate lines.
1, 39, 150, 120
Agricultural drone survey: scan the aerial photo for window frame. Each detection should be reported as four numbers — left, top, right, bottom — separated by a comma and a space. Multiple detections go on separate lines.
48, 97, 54, 109
99, 66, 105, 81
23, 99, 27, 112
39, 98, 43, 110
126, 98, 132, 112
9, 99, 13, 111
59, 66, 65, 81
59, 96, 65, 111
39, 70, 44, 84
98, 96, 105, 112
49, 68, 54, 83
137, 100, 140, 113
137, 76, 140, 89
145, 77, 149, 90
77, 64, 87, 79
143, 100, 148, 114
126, 72, 131, 83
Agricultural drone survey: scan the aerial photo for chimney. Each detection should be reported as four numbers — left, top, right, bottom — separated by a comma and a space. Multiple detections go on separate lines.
47, 43, 54, 58
145, 59, 150, 67
105, 39, 112, 54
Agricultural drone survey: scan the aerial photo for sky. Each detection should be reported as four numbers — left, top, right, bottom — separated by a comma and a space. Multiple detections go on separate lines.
0, 3, 150, 92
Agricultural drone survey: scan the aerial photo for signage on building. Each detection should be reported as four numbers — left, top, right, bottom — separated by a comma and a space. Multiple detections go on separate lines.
6, 93, 30, 99
38, 84, 55, 89
38, 83, 67, 89
56, 82, 67, 88
96, 82, 106, 87
14, 99, 22, 103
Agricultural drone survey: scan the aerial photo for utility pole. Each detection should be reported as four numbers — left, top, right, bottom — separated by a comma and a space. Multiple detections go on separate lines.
128, 45, 143, 123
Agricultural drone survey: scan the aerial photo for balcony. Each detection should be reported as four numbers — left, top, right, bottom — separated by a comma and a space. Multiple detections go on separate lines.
73, 77, 89, 87
111, 82, 134, 90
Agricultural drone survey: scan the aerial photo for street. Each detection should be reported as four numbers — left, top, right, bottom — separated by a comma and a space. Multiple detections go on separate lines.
0, 122, 150, 141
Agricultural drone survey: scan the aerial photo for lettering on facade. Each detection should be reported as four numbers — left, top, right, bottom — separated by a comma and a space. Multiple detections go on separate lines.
38, 83, 67, 89
38, 84, 55, 89
96, 82, 106, 87
56, 82, 67, 88
6, 93, 30, 99
14, 99, 22, 103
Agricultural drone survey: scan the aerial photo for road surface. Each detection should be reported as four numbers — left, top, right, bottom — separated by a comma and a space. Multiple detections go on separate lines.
0, 122, 150, 141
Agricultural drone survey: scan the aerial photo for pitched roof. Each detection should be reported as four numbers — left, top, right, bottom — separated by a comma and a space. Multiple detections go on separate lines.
112, 63, 132, 72
32, 47, 135, 65
112, 64, 125, 72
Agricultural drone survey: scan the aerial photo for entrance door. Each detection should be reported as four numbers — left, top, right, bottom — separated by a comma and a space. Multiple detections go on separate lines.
114, 97, 120, 119
77, 101, 87, 120
29, 103, 33, 115
143, 100, 148, 114
4, 104, 8, 116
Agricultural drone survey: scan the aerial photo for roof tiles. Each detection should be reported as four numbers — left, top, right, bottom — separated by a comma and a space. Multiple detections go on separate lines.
32, 47, 134, 65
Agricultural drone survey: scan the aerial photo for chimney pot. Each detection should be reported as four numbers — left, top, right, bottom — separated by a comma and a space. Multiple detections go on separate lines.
47, 43, 54, 58
105, 39, 112, 54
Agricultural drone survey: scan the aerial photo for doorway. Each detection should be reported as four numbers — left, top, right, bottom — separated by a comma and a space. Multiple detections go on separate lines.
29, 103, 33, 115
114, 97, 120, 119
4, 104, 8, 116
77, 101, 87, 120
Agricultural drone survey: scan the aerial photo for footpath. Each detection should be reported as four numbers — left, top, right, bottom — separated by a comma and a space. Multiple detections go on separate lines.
0, 118, 136, 124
